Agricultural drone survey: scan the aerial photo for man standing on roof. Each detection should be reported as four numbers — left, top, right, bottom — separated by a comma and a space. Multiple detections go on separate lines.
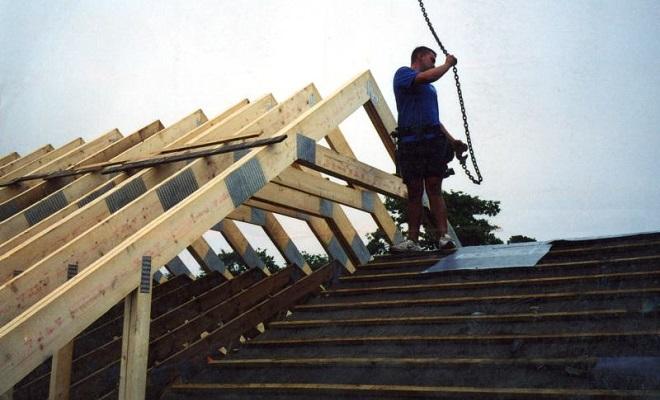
390, 46, 468, 253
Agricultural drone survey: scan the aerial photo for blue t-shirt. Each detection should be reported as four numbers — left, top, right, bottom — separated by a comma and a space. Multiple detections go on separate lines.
393, 66, 440, 131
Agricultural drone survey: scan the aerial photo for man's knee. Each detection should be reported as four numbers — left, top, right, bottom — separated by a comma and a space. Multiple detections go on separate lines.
425, 177, 443, 195
406, 180, 424, 200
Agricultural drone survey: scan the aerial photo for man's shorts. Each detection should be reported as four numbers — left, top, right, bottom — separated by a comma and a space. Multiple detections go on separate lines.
397, 135, 453, 184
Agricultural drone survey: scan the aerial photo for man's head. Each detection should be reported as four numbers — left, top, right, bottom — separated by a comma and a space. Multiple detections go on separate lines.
410, 46, 437, 71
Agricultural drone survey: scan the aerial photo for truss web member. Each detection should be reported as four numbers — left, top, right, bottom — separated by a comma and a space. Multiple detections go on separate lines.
390, 46, 468, 253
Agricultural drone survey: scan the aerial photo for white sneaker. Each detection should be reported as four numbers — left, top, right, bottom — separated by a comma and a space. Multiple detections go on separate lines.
390, 239, 423, 253
439, 234, 456, 250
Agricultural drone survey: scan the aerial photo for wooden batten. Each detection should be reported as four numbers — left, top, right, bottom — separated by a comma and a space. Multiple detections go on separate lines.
166, 100, 249, 149
0, 111, 206, 250
0, 138, 85, 204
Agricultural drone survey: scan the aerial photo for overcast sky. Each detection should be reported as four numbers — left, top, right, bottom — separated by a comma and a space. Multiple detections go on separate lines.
1, 0, 658, 264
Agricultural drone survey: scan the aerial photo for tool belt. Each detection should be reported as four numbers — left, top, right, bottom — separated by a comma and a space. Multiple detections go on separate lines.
392, 125, 442, 143
391, 125, 455, 178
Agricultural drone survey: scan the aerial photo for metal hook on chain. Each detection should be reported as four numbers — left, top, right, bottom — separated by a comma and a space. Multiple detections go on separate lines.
417, 0, 483, 185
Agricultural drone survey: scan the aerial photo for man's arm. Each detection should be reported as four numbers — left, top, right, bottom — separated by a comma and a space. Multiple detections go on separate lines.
415, 54, 457, 84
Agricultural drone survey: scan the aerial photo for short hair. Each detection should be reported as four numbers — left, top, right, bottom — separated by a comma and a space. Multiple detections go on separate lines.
411, 46, 437, 64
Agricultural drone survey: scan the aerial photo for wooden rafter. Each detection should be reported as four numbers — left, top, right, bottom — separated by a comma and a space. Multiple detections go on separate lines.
0, 145, 53, 178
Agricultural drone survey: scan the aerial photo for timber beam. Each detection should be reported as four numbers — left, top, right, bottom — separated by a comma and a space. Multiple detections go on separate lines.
0, 91, 293, 281
0, 153, 19, 169
186, 237, 232, 278
212, 220, 269, 274
118, 256, 153, 400
228, 206, 312, 274
0, 138, 85, 187
243, 199, 356, 273
0, 87, 315, 322
0, 120, 164, 243
0, 129, 122, 202
324, 128, 402, 245
0, 111, 206, 246
253, 182, 369, 267
297, 142, 406, 199
0, 145, 53, 178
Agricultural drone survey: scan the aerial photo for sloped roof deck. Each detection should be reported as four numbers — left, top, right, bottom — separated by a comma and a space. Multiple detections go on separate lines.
164, 232, 660, 399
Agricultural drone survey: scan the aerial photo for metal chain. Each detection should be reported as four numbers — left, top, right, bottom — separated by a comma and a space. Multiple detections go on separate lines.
417, 0, 483, 184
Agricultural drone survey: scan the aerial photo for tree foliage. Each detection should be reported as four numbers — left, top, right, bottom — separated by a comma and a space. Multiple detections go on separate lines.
218, 248, 332, 274
445, 190, 503, 246
301, 251, 329, 270
507, 235, 537, 244
218, 248, 281, 274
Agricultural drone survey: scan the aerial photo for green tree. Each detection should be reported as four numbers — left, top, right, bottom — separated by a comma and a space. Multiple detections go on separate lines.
366, 190, 504, 253
218, 248, 281, 274
301, 251, 329, 270
507, 235, 537, 244
445, 190, 503, 246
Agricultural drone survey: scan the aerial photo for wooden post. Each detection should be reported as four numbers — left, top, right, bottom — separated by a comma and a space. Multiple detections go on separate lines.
48, 264, 78, 400
118, 256, 153, 400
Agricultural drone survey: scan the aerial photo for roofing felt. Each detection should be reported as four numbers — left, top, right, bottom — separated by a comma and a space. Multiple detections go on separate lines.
153, 231, 660, 400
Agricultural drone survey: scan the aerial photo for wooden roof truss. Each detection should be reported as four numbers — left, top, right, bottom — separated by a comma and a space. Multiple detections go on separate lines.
0, 70, 406, 396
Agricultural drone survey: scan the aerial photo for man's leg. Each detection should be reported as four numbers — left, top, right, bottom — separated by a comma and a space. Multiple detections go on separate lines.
425, 176, 448, 236
406, 178, 424, 242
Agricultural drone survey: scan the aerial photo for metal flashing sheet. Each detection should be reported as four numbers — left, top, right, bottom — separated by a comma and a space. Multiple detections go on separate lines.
424, 241, 552, 273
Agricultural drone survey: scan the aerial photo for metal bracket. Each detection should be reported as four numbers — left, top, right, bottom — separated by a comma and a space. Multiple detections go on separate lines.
67, 263, 78, 280
140, 256, 152, 294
